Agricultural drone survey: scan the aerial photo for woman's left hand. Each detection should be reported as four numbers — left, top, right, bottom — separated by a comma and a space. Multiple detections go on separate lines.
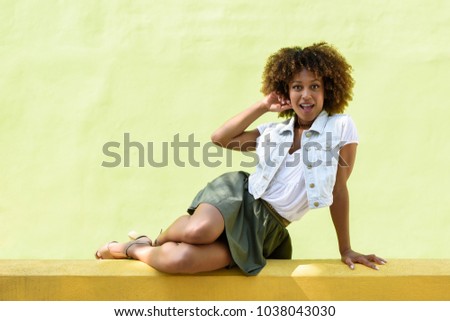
341, 249, 387, 270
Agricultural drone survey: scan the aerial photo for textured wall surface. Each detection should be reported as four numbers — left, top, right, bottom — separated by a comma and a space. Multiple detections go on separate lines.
0, 0, 449, 260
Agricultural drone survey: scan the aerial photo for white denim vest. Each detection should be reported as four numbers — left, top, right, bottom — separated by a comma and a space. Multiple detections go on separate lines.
249, 110, 350, 209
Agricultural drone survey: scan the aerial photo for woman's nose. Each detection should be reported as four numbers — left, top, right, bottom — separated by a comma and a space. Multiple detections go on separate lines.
301, 89, 311, 99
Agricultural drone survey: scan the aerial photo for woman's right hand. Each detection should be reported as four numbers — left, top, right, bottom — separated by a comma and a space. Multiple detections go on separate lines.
262, 92, 292, 113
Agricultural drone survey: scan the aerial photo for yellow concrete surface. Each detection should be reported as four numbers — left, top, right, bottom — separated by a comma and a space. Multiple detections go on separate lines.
1, 259, 449, 301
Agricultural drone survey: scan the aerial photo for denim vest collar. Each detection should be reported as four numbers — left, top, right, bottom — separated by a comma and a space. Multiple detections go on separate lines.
279, 110, 329, 135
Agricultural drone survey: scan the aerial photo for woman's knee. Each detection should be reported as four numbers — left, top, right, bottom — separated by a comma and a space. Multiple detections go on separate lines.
184, 205, 224, 244
183, 222, 218, 244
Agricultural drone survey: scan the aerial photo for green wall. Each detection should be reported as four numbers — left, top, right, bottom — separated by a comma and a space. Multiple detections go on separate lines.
1, 0, 449, 261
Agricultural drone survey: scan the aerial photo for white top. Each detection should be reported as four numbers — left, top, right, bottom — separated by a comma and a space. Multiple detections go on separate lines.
254, 116, 359, 222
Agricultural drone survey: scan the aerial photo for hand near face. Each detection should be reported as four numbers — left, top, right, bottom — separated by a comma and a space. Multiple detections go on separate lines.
262, 92, 292, 112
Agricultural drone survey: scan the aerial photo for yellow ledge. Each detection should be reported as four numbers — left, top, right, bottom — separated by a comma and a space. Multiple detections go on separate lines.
1, 259, 449, 301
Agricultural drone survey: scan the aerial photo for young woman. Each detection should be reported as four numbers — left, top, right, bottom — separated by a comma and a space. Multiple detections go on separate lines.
95, 42, 386, 275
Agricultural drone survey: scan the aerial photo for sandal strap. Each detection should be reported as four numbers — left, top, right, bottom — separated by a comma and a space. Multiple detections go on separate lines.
124, 240, 152, 258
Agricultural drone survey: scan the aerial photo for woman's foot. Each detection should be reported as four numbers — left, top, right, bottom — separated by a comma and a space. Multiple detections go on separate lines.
95, 236, 152, 260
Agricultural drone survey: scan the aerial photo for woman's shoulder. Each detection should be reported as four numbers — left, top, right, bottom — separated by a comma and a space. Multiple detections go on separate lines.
328, 113, 356, 127
328, 112, 352, 120
326, 113, 358, 142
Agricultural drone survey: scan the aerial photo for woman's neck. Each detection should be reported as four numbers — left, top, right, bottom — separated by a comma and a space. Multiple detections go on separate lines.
296, 116, 314, 129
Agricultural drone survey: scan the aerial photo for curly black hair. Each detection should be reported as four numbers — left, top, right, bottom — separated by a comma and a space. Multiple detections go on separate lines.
261, 42, 354, 118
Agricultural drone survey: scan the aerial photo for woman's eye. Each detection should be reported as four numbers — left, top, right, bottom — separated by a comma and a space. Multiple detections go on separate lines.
293, 85, 301, 90
311, 84, 320, 90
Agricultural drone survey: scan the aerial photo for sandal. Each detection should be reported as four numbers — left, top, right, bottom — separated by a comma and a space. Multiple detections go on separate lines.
95, 231, 152, 260
125, 231, 152, 257
128, 230, 152, 244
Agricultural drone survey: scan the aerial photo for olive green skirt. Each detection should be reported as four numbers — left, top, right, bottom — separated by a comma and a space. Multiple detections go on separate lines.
187, 171, 292, 276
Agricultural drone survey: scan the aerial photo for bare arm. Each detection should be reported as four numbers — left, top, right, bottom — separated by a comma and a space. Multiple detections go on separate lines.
211, 92, 292, 151
329, 143, 356, 255
329, 143, 387, 270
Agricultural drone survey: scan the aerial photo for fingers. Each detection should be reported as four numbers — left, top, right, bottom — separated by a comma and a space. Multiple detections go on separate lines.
343, 252, 388, 271
357, 256, 379, 270
280, 103, 292, 111
353, 255, 388, 270
278, 96, 291, 108
265, 92, 292, 112
368, 254, 388, 265
274, 91, 291, 109
279, 97, 291, 106
344, 257, 355, 270
268, 101, 292, 112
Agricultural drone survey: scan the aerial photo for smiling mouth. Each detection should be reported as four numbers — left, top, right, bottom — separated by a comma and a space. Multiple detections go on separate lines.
300, 103, 314, 112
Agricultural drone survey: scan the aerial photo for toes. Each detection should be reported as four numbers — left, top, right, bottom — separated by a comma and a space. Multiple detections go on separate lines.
95, 242, 120, 259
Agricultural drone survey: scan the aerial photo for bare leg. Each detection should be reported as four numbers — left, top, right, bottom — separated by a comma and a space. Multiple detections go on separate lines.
100, 239, 231, 274
156, 203, 225, 245
129, 240, 231, 274
95, 203, 232, 273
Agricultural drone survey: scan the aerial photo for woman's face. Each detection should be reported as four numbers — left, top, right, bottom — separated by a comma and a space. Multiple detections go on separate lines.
288, 69, 324, 123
